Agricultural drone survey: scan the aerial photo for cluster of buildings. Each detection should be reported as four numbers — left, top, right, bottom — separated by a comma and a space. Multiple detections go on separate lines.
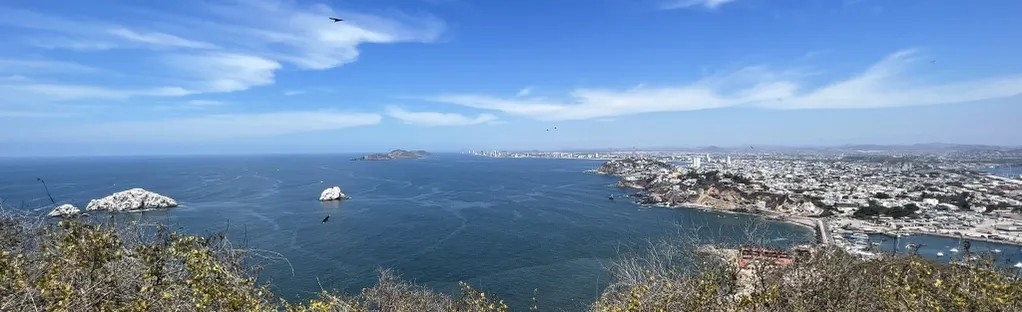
590, 153, 1022, 246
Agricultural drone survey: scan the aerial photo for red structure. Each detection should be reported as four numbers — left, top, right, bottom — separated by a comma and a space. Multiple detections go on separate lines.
738, 247, 794, 268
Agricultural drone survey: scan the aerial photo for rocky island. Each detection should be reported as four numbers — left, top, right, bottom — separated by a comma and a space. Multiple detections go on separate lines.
47, 204, 81, 218
319, 186, 351, 201
352, 149, 430, 161
85, 188, 178, 212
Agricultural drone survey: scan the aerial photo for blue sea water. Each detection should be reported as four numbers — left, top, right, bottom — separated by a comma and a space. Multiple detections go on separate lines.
0, 154, 818, 310
989, 165, 1022, 180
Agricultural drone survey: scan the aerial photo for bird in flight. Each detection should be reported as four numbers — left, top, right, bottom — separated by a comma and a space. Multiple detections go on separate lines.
322, 215, 331, 223
329, 17, 343, 22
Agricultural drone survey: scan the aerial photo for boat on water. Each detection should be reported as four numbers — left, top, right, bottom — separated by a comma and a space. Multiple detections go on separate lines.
936, 251, 945, 257
1015, 262, 1022, 269
950, 248, 960, 253
992, 248, 1002, 253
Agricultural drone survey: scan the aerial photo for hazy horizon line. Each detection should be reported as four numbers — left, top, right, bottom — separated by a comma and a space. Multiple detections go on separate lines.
3, 142, 1021, 158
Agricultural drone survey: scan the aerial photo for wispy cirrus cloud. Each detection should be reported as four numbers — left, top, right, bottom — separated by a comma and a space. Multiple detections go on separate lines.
0, 0, 444, 117
385, 106, 498, 126
427, 49, 1022, 121
14, 111, 383, 142
107, 27, 218, 49
0, 83, 189, 101
661, 0, 737, 10
184, 99, 226, 107
0, 58, 100, 74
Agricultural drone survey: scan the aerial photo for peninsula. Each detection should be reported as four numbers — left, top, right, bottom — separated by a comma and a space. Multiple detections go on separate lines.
352, 149, 430, 161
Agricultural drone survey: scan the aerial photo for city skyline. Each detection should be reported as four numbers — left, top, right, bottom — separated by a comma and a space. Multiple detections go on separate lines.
1, 0, 1021, 156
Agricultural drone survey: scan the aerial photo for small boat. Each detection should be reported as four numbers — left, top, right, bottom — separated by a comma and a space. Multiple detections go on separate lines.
1015, 262, 1022, 269
950, 248, 959, 253
936, 251, 945, 257
905, 243, 918, 250
993, 249, 1002, 253
608, 194, 615, 201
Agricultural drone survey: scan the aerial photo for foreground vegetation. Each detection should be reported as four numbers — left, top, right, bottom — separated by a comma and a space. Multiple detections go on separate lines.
591, 240, 1022, 312
2, 210, 1021, 311
0, 210, 508, 312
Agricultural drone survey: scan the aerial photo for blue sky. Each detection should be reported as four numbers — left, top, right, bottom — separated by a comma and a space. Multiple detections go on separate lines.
1, 0, 1021, 156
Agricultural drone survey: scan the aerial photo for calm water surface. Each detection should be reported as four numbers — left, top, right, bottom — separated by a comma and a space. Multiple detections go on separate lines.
1, 154, 817, 311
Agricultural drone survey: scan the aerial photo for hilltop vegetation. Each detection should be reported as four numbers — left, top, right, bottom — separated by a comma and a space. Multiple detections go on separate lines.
2, 210, 1020, 311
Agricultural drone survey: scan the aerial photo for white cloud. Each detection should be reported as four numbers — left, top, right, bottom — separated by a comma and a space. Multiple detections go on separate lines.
0, 83, 190, 101
107, 27, 217, 49
385, 106, 498, 126
429, 49, 1022, 121
45, 111, 382, 142
284, 90, 306, 96
516, 87, 532, 97
164, 52, 281, 93
0, 59, 99, 74
185, 100, 226, 107
27, 37, 118, 51
662, 0, 737, 10
173, 0, 445, 70
0, 0, 444, 101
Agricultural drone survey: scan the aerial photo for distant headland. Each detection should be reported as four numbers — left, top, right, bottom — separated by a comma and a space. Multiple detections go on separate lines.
352, 149, 430, 161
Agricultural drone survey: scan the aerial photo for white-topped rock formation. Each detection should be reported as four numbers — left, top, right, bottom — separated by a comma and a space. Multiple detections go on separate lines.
47, 204, 81, 217
86, 188, 178, 212
319, 186, 350, 201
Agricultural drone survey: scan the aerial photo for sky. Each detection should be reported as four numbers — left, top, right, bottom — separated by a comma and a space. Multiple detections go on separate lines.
1, 0, 1021, 156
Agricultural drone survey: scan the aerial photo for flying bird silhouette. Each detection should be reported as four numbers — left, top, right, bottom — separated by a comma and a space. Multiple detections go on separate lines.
329, 17, 343, 22
322, 215, 330, 223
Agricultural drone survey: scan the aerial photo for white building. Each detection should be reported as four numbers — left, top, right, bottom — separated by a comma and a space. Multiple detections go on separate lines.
692, 156, 701, 169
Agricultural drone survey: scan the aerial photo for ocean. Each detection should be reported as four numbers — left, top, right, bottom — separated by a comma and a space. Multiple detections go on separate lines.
0, 154, 828, 310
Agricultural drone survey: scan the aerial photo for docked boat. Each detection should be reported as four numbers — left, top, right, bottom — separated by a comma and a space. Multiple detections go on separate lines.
936, 251, 945, 257
950, 248, 959, 253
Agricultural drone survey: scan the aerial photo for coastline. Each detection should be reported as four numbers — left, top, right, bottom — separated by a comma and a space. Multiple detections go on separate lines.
652, 202, 820, 233
901, 229, 1022, 247
668, 203, 1022, 247
594, 158, 1022, 250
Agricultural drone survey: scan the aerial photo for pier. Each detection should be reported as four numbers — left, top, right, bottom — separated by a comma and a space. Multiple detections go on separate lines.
817, 219, 833, 246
